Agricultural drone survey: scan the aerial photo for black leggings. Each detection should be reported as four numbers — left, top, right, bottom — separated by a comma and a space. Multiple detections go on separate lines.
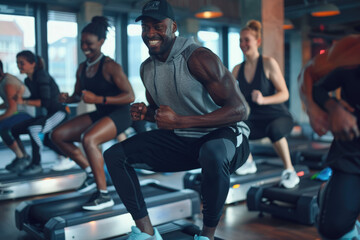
245, 116, 293, 142
317, 170, 360, 239
104, 128, 249, 228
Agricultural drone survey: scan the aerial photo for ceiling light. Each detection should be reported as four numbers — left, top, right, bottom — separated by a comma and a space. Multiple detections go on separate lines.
311, 3, 340, 17
195, 5, 223, 19
283, 19, 294, 30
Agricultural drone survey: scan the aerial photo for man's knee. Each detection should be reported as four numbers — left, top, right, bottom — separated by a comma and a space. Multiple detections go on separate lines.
200, 139, 235, 159
318, 221, 352, 239
317, 203, 355, 239
200, 140, 234, 176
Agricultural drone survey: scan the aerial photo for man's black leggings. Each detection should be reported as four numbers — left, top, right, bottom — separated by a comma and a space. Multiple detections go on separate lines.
104, 128, 249, 228
317, 170, 360, 239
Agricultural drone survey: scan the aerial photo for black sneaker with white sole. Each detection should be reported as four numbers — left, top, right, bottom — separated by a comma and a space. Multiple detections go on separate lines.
5, 157, 20, 171
78, 175, 96, 193
9, 157, 31, 173
82, 191, 114, 211
6, 155, 31, 171
19, 164, 43, 176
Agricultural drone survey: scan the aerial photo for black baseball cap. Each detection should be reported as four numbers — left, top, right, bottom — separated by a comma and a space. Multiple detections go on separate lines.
135, 0, 175, 22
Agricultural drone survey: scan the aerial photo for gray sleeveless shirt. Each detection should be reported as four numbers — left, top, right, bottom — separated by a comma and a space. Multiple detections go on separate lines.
141, 37, 249, 143
0, 73, 31, 114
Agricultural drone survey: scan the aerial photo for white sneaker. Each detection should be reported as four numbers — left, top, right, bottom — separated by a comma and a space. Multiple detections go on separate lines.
235, 160, 257, 175
52, 157, 76, 171
279, 169, 300, 188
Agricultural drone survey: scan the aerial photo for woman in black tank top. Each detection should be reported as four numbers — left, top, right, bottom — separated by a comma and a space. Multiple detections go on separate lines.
51, 16, 135, 211
232, 20, 299, 189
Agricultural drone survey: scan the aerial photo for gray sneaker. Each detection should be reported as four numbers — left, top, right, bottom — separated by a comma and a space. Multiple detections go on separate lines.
78, 175, 96, 193
235, 160, 257, 175
19, 164, 43, 176
279, 169, 300, 188
52, 157, 76, 171
82, 191, 114, 211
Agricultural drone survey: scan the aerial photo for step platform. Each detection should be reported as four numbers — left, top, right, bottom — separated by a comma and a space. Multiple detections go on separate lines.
250, 137, 331, 170
0, 167, 86, 200
247, 176, 325, 225
16, 179, 201, 240
114, 219, 223, 240
183, 158, 309, 204
295, 141, 330, 170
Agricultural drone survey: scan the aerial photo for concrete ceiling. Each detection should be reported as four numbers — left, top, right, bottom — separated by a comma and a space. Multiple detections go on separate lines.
4, 0, 360, 38
285, 0, 360, 38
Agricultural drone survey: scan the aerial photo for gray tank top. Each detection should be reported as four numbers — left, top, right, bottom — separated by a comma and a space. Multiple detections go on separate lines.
141, 37, 249, 141
0, 73, 32, 114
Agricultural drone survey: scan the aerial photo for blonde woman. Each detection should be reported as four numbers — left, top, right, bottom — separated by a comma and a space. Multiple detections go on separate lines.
232, 20, 299, 188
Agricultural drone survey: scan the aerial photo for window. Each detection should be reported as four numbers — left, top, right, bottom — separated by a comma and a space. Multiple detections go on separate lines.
228, 28, 243, 72
102, 16, 116, 60
0, 5, 35, 80
127, 23, 149, 103
47, 10, 77, 93
197, 27, 221, 60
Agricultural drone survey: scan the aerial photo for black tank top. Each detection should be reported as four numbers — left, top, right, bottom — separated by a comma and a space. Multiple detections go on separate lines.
80, 56, 125, 113
237, 55, 291, 120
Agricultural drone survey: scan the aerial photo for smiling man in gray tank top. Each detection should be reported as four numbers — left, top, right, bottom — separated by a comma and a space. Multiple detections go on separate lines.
104, 1, 250, 239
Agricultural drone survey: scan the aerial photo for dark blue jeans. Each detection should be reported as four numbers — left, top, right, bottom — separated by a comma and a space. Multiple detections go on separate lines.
0, 112, 32, 144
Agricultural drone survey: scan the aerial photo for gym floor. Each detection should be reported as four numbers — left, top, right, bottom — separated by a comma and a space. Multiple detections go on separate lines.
0, 145, 320, 240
